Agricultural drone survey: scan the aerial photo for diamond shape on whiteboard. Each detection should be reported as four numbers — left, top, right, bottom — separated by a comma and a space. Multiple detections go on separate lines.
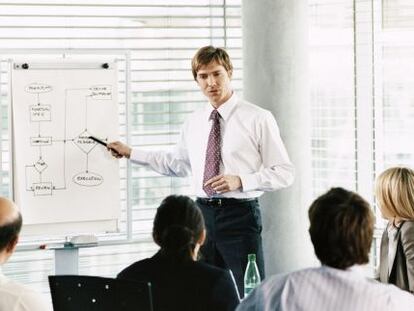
74, 130, 96, 154
34, 159, 48, 173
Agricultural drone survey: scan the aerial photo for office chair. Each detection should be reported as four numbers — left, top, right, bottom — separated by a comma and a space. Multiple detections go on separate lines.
48, 275, 153, 311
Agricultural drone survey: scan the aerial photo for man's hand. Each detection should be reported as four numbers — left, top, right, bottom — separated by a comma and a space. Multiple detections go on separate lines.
106, 141, 132, 159
204, 174, 242, 193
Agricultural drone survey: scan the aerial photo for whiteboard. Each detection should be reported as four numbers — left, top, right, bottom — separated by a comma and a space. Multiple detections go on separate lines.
11, 61, 120, 236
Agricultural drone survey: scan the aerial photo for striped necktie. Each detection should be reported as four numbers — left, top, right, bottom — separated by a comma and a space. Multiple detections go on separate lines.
203, 109, 221, 196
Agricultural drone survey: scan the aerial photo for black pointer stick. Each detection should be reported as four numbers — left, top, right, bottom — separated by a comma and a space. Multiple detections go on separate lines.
89, 136, 107, 147
89, 136, 121, 157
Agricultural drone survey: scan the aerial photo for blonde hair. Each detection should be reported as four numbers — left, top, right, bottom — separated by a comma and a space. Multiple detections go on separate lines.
375, 167, 414, 220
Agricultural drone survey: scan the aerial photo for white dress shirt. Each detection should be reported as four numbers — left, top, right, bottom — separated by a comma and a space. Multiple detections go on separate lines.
236, 265, 414, 311
130, 93, 294, 198
0, 267, 51, 311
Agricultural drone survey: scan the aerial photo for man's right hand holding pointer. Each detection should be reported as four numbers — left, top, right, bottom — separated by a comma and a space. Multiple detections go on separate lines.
107, 141, 132, 159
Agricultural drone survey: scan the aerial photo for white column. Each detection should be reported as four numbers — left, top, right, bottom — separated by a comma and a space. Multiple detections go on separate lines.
242, 0, 316, 275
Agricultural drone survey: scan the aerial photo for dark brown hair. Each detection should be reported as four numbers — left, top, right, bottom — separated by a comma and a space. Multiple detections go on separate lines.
0, 212, 22, 251
191, 45, 233, 80
153, 195, 204, 263
308, 187, 374, 269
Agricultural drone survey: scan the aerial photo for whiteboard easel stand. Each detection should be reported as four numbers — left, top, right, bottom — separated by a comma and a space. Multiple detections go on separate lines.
6, 49, 131, 237
52, 242, 100, 275
54, 245, 79, 275
5, 50, 131, 275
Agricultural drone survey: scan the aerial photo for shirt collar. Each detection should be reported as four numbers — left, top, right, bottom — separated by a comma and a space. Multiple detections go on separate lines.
346, 264, 367, 275
204, 92, 238, 122
322, 264, 369, 278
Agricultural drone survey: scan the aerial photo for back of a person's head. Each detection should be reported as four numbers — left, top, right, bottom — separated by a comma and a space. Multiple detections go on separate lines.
308, 187, 374, 269
153, 195, 204, 263
0, 197, 22, 255
376, 166, 414, 220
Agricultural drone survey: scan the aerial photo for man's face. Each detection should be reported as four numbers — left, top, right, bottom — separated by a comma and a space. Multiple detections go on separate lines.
196, 61, 232, 108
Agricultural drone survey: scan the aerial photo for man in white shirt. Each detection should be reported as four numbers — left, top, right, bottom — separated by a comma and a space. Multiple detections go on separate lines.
107, 46, 294, 294
0, 197, 51, 311
237, 187, 414, 311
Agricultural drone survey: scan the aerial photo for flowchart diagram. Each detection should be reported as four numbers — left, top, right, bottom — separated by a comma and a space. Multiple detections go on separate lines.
11, 62, 120, 232
24, 83, 112, 196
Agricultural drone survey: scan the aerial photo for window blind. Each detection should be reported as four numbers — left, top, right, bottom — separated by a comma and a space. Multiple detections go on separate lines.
381, 0, 414, 169
0, 0, 242, 294
309, 0, 357, 196
309, 0, 414, 269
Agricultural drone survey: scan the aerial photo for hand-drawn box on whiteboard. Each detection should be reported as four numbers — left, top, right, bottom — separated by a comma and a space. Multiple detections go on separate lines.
31, 136, 52, 146
33, 182, 53, 196
90, 85, 112, 100
30, 105, 51, 121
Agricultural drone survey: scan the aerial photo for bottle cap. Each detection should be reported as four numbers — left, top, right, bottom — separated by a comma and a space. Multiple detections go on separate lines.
248, 253, 256, 261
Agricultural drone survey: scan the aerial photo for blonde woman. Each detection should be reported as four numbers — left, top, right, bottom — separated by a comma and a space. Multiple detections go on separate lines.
377, 167, 414, 293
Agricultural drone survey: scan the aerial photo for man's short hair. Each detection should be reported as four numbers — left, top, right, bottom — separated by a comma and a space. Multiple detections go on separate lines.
308, 187, 374, 269
191, 45, 233, 80
0, 212, 22, 251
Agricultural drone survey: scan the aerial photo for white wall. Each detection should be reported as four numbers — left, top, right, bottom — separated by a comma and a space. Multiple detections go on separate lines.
242, 0, 317, 275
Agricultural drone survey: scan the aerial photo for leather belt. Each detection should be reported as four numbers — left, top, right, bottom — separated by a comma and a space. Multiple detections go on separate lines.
196, 197, 258, 207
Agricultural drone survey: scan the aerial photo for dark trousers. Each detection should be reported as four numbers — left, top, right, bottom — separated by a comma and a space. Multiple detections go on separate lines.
196, 198, 265, 296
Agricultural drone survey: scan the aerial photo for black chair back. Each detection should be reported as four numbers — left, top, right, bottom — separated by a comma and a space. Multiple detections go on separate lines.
48, 275, 153, 311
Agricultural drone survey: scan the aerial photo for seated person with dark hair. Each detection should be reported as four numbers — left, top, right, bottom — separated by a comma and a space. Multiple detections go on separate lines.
118, 195, 240, 311
237, 187, 414, 311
